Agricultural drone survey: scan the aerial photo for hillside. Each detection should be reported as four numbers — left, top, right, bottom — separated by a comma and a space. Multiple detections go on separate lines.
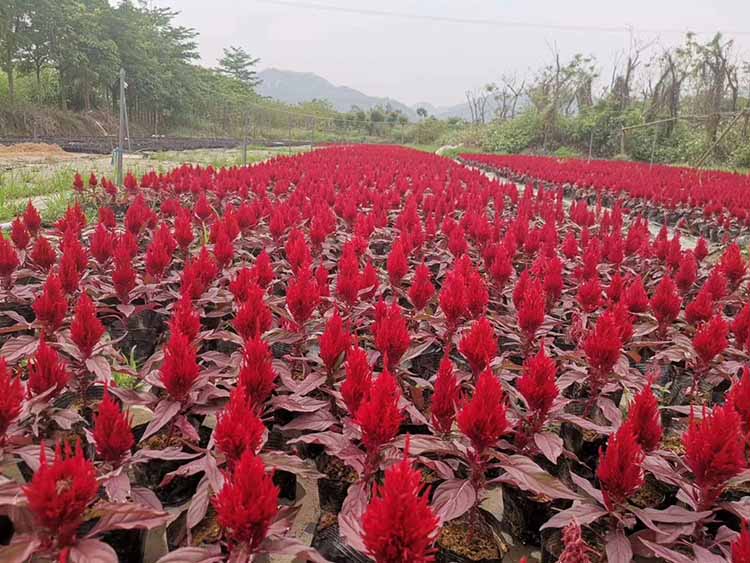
257, 68, 419, 120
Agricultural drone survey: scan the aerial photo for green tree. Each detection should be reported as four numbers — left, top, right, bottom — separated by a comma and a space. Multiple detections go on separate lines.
217, 46, 260, 88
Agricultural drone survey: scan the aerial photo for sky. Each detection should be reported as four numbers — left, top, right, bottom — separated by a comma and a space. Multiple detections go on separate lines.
151, 0, 750, 108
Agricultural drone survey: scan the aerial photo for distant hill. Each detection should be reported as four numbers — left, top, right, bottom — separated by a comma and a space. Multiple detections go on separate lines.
256, 68, 520, 122
257, 68, 418, 120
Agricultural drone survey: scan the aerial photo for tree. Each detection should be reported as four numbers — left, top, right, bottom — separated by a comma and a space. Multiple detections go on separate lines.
217, 46, 260, 88
416, 107, 428, 120
0, 0, 29, 104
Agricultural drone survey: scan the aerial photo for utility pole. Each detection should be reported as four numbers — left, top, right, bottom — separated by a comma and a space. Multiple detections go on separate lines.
115, 68, 126, 186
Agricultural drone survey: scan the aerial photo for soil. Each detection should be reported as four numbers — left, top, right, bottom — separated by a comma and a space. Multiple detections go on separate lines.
437, 512, 508, 562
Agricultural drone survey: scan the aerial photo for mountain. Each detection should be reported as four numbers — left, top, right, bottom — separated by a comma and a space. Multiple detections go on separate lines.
257, 68, 418, 120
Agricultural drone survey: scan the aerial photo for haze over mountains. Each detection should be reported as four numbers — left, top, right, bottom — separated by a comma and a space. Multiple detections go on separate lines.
257, 68, 494, 121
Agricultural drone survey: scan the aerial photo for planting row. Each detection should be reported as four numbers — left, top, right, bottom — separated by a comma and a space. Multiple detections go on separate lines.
460, 153, 750, 239
0, 145, 749, 562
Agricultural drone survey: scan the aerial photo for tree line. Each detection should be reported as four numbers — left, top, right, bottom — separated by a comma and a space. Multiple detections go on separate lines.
462, 33, 750, 165
0, 0, 267, 131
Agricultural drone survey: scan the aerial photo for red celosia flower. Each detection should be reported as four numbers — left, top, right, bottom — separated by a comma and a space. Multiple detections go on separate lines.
675, 251, 697, 293
113, 244, 136, 303
253, 250, 275, 289
0, 232, 19, 283
0, 358, 23, 438
543, 255, 564, 304
692, 314, 729, 366
431, 356, 461, 434
490, 244, 514, 288
597, 425, 644, 511
341, 345, 373, 417
650, 276, 682, 334
284, 229, 311, 272
517, 278, 546, 342
161, 331, 200, 402
10, 217, 29, 251
729, 368, 750, 435
315, 264, 330, 298
239, 336, 277, 409
374, 302, 411, 370
24, 440, 98, 548
409, 263, 435, 311
705, 268, 728, 301
59, 251, 81, 295
23, 200, 42, 235
234, 283, 272, 340
457, 369, 509, 454
577, 277, 602, 314
685, 288, 714, 326
213, 227, 234, 269
720, 243, 746, 289
230, 267, 256, 303
286, 265, 320, 329
558, 521, 594, 563
30, 235, 56, 270
459, 317, 497, 376
213, 451, 279, 553
622, 381, 662, 452
73, 172, 84, 191
28, 340, 70, 397
215, 386, 266, 467
93, 387, 134, 463
356, 370, 403, 452
387, 238, 409, 286
174, 209, 194, 250
624, 276, 649, 313
336, 245, 361, 306
733, 521, 750, 563
70, 292, 105, 359
684, 404, 746, 509
734, 304, 750, 351
90, 223, 114, 265
362, 441, 440, 563
170, 293, 201, 342
517, 347, 558, 427
583, 311, 622, 380
145, 239, 171, 280
194, 193, 214, 222
88, 171, 98, 187
439, 269, 468, 328
464, 268, 489, 318
562, 231, 578, 259
320, 309, 351, 373
33, 273, 68, 332
694, 237, 709, 262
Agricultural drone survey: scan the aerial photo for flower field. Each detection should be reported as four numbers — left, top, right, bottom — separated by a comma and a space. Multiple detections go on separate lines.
461, 153, 750, 241
0, 144, 750, 562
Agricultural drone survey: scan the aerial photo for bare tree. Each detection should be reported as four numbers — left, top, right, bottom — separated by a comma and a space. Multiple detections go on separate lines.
465, 84, 496, 124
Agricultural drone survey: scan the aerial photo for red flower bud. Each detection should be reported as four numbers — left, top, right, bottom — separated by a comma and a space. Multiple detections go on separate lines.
341, 345, 373, 417
161, 331, 200, 402
374, 302, 411, 370
597, 425, 644, 511
459, 317, 497, 376
431, 356, 460, 434
94, 387, 134, 463
233, 283, 272, 341
215, 386, 266, 467
457, 369, 509, 454
24, 440, 98, 547
356, 369, 402, 452
692, 314, 729, 366
28, 340, 70, 397
362, 440, 440, 563
33, 273, 68, 332
517, 347, 558, 425
684, 404, 746, 509
239, 336, 277, 409
286, 265, 320, 329
408, 263, 435, 311
70, 292, 105, 359
0, 358, 23, 438
622, 380, 662, 452
320, 309, 351, 373
214, 451, 279, 553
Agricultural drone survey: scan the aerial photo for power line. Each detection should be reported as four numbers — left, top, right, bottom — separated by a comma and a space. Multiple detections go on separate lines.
257, 0, 750, 36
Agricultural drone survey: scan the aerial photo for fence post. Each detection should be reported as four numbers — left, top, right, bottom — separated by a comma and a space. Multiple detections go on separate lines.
115, 68, 126, 186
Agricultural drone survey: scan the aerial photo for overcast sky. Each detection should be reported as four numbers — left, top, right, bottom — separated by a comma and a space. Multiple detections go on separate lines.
151, 0, 750, 107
